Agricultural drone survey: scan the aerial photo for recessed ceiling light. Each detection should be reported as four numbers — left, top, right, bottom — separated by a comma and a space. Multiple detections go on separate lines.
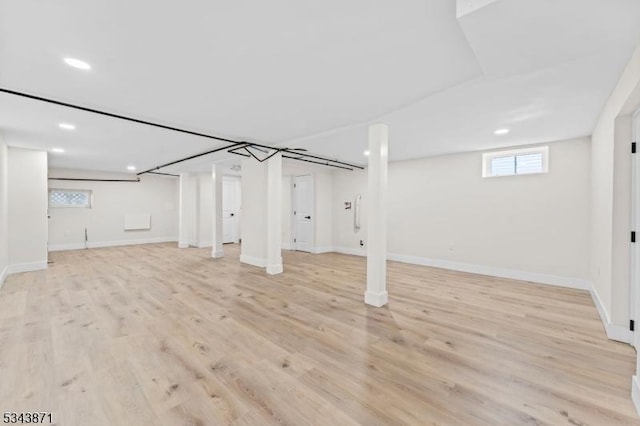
364, 150, 370, 156
51, 148, 65, 153
494, 128, 510, 135
58, 123, 76, 130
127, 165, 137, 171
63, 57, 91, 70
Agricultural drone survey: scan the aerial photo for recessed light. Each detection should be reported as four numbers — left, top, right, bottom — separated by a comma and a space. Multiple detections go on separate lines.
364, 150, 370, 156
51, 148, 65, 153
127, 165, 137, 171
494, 128, 510, 135
58, 123, 76, 130
63, 57, 91, 70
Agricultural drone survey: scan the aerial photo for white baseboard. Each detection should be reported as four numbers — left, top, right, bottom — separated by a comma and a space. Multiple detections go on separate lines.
197, 241, 212, 248
7, 260, 47, 274
49, 237, 178, 252
387, 252, 591, 290
281, 242, 293, 250
632, 376, 640, 417
333, 246, 366, 257
311, 246, 333, 254
239, 254, 267, 268
332, 246, 589, 291
334, 246, 627, 345
590, 284, 632, 344
365, 290, 388, 307
211, 250, 224, 259
267, 264, 283, 275
48, 242, 86, 251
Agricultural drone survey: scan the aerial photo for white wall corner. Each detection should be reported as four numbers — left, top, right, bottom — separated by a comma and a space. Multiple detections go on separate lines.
197, 241, 213, 249
211, 250, 224, 259
178, 242, 189, 249
590, 283, 632, 344
632, 376, 640, 417
282, 242, 293, 250
7, 260, 47, 275
365, 290, 388, 307
239, 254, 268, 268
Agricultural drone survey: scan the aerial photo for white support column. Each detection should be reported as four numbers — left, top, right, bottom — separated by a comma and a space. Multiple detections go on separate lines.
239, 153, 283, 274
178, 172, 190, 248
211, 164, 224, 258
266, 153, 283, 274
365, 124, 389, 307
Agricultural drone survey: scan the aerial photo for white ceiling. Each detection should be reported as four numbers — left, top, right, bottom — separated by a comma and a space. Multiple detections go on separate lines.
0, 0, 639, 173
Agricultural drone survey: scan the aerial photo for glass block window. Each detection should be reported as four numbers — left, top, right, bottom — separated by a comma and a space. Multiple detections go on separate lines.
482, 146, 549, 178
49, 189, 92, 208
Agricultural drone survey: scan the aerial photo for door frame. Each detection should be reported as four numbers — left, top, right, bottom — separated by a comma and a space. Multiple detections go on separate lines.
292, 174, 314, 252
631, 108, 640, 348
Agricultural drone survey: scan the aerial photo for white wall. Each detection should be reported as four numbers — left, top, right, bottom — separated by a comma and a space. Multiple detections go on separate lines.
186, 174, 198, 246
333, 170, 368, 252
0, 136, 8, 284
197, 173, 213, 247
314, 172, 333, 252
333, 137, 591, 287
612, 114, 632, 326
282, 175, 293, 249
48, 168, 178, 250
8, 148, 48, 272
591, 44, 640, 335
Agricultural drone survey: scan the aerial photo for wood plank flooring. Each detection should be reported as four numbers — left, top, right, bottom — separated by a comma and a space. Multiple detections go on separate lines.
0, 243, 638, 425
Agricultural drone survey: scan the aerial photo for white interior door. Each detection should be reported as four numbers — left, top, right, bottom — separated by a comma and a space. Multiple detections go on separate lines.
222, 176, 239, 243
293, 175, 314, 252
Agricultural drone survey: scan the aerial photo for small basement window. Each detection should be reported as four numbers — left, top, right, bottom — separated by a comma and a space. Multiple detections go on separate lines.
49, 189, 92, 208
482, 146, 548, 177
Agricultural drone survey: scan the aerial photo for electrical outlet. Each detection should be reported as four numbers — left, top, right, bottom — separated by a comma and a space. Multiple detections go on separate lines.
360, 240, 364, 247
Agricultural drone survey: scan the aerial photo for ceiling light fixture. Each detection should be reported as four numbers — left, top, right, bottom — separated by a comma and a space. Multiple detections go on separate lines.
51, 148, 65, 153
58, 123, 76, 130
494, 128, 510, 135
127, 165, 137, 171
364, 150, 370, 156
63, 57, 91, 70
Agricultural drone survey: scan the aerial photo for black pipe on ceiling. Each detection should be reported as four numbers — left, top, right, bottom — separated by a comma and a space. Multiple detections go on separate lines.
48, 177, 140, 182
0, 87, 243, 144
0, 87, 365, 173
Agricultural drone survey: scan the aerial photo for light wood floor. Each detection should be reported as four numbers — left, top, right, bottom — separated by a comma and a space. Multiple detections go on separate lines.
0, 243, 638, 425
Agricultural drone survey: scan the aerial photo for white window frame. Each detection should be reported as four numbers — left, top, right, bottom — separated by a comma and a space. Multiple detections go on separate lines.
482, 145, 549, 178
48, 188, 93, 208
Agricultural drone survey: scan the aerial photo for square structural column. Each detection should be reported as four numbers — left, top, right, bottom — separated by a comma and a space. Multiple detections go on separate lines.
211, 164, 224, 258
365, 124, 389, 307
266, 153, 283, 274
239, 152, 283, 274
178, 172, 190, 249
